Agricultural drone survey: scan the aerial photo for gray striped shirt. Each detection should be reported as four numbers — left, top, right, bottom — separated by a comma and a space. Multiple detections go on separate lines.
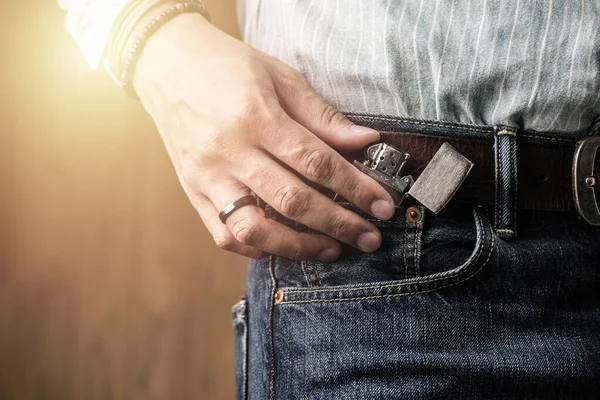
239, 0, 600, 135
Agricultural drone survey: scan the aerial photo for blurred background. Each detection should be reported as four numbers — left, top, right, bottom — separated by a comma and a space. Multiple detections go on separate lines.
0, 0, 246, 398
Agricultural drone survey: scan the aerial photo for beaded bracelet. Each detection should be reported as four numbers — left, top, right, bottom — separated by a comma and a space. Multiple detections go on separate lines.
107, 0, 164, 72
119, 1, 211, 98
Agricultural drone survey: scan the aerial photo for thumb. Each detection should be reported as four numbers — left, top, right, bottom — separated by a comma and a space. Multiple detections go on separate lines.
278, 75, 380, 151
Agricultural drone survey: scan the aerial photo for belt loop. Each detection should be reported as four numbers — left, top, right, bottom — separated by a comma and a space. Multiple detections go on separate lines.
494, 126, 518, 239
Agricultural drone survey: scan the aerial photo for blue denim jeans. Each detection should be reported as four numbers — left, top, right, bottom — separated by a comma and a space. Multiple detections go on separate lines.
232, 115, 600, 399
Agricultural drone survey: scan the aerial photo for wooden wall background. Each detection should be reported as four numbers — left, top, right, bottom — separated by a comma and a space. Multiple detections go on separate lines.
0, 1, 247, 399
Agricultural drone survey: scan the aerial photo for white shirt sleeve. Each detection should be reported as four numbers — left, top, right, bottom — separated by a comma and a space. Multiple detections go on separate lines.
58, 0, 131, 68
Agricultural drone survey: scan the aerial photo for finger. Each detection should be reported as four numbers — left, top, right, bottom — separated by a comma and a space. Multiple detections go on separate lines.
231, 154, 383, 253
193, 193, 267, 259
162, 141, 266, 259
258, 118, 396, 221
274, 70, 380, 151
205, 180, 343, 261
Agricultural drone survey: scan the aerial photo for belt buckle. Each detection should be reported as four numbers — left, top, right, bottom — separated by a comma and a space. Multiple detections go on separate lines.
354, 142, 474, 214
573, 136, 600, 225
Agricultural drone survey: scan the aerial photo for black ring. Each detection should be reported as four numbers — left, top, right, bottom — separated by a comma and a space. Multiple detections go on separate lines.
219, 195, 258, 224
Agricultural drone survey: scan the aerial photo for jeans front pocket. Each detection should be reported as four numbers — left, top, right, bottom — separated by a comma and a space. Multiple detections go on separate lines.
232, 299, 248, 400
275, 204, 496, 304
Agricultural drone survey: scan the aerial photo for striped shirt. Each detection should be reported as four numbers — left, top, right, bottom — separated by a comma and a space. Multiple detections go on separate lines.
61, 0, 600, 135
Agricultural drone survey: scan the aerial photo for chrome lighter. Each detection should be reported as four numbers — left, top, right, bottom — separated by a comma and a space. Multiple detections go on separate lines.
354, 142, 474, 214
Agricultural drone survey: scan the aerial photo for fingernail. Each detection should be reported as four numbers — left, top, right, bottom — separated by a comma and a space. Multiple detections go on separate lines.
370, 199, 395, 220
318, 248, 340, 262
357, 231, 381, 253
350, 124, 380, 138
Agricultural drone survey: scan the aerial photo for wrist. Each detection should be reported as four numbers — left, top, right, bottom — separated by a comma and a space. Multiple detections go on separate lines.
133, 13, 228, 102
105, 2, 214, 96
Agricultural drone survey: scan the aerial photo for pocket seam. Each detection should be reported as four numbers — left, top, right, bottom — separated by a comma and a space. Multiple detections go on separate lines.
278, 249, 493, 304
284, 209, 488, 295
312, 262, 323, 287
300, 260, 313, 287
278, 208, 495, 304
403, 222, 409, 278
413, 220, 421, 277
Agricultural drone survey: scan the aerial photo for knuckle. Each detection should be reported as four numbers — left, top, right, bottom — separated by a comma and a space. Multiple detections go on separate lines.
180, 154, 204, 187
235, 105, 265, 136
328, 214, 352, 239
344, 176, 367, 202
179, 149, 221, 188
241, 166, 264, 187
302, 148, 336, 183
280, 67, 309, 88
237, 103, 285, 144
297, 73, 311, 88
273, 184, 308, 218
214, 235, 236, 251
230, 216, 262, 245
188, 190, 208, 211
238, 93, 279, 121
187, 192, 202, 209
318, 103, 343, 128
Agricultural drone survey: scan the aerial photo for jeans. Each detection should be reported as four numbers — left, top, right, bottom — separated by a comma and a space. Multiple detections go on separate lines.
232, 115, 600, 399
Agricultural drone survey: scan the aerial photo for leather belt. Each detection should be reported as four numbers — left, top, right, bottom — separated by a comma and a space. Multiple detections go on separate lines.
343, 131, 600, 215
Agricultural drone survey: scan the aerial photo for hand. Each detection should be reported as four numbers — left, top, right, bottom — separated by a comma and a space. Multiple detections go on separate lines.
133, 13, 395, 262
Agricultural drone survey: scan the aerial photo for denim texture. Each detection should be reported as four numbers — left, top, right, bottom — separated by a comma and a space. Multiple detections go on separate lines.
233, 116, 600, 400
494, 126, 519, 238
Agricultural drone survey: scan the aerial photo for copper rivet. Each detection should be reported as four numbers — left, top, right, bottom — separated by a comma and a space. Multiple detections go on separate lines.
405, 206, 422, 223
274, 289, 284, 305
585, 176, 598, 187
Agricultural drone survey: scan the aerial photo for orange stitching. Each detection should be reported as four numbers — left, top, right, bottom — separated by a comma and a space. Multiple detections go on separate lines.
279, 231, 495, 305
283, 210, 488, 295
413, 221, 420, 277
301, 260, 313, 287
313, 262, 323, 287
497, 129, 517, 136
495, 229, 514, 234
